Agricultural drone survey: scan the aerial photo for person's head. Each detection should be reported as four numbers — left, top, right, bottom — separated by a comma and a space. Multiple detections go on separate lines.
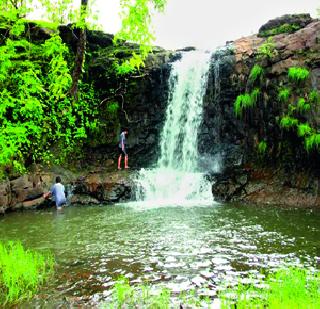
56, 176, 61, 183
124, 129, 128, 135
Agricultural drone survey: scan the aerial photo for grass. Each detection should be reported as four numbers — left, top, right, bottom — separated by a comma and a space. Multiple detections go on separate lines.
288, 67, 310, 83
234, 89, 260, 117
102, 276, 172, 308
0, 241, 54, 304
220, 268, 320, 309
278, 88, 291, 103
103, 268, 320, 308
249, 65, 264, 83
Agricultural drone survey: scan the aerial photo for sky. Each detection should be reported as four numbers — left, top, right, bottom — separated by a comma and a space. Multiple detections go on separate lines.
95, 0, 319, 50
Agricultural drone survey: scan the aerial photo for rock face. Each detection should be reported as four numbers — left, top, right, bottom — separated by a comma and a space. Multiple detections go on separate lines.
207, 15, 320, 207
0, 167, 136, 213
57, 27, 178, 170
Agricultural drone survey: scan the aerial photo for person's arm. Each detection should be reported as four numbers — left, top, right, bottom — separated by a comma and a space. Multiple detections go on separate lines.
43, 185, 54, 199
43, 191, 51, 199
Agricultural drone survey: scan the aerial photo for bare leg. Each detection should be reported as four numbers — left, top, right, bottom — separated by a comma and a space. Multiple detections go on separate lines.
118, 155, 122, 170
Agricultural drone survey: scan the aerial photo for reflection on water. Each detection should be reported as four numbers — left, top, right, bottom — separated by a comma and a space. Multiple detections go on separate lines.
0, 203, 320, 306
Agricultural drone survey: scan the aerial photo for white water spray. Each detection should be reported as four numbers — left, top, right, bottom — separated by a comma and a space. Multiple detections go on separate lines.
135, 51, 214, 205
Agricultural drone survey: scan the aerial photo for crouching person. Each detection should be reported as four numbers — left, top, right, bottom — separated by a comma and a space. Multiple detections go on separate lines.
43, 176, 67, 210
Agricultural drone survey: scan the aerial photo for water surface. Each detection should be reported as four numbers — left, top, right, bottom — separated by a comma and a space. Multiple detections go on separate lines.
1, 203, 320, 306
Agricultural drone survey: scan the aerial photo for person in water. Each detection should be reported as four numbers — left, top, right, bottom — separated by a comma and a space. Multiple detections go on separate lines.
118, 129, 129, 170
43, 176, 67, 210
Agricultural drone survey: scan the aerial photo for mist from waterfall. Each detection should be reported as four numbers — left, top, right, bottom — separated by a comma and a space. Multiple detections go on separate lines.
135, 51, 214, 205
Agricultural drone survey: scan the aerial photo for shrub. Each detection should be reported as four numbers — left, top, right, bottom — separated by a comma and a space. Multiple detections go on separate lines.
260, 23, 301, 37
278, 88, 291, 103
106, 101, 119, 114
249, 65, 264, 83
0, 241, 54, 304
288, 67, 310, 83
280, 116, 298, 129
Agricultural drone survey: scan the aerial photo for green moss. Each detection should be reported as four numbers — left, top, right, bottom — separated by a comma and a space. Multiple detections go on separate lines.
288, 67, 310, 83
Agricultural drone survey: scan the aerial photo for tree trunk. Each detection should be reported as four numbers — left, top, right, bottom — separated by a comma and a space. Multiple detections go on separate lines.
70, 0, 88, 101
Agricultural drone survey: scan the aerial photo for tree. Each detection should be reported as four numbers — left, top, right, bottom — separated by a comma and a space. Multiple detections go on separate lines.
70, 0, 88, 100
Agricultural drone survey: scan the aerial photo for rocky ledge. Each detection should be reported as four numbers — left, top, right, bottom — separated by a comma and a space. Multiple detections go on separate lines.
0, 166, 136, 214
212, 167, 320, 208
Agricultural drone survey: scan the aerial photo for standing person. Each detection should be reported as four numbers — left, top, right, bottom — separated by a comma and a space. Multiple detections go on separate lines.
118, 129, 129, 170
43, 176, 67, 210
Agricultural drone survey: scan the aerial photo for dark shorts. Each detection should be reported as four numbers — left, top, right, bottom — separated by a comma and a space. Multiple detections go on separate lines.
118, 147, 127, 156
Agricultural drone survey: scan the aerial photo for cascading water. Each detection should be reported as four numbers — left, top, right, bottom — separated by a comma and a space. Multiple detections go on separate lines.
135, 51, 214, 205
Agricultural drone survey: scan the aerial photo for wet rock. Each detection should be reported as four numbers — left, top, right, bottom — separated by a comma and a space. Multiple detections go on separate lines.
0, 180, 11, 211
212, 168, 249, 202
70, 194, 100, 205
73, 170, 135, 203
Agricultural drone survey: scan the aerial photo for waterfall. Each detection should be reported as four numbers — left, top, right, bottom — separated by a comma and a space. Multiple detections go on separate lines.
135, 51, 213, 205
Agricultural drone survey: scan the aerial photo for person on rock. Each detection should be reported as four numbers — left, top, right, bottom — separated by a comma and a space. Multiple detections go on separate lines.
43, 176, 67, 210
118, 129, 129, 170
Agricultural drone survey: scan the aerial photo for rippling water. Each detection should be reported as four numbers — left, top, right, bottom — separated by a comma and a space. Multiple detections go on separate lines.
1, 203, 320, 306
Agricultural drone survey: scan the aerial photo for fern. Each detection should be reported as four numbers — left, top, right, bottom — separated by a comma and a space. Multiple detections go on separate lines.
250, 88, 260, 105
258, 140, 267, 154
257, 38, 277, 59
296, 98, 310, 112
278, 88, 290, 103
305, 133, 320, 152
288, 67, 309, 83
309, 89, 320, 104
249, 65, 264, 83
234, 89, 260, 117
297, 123, 312, 137
280, 116, 298, 129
